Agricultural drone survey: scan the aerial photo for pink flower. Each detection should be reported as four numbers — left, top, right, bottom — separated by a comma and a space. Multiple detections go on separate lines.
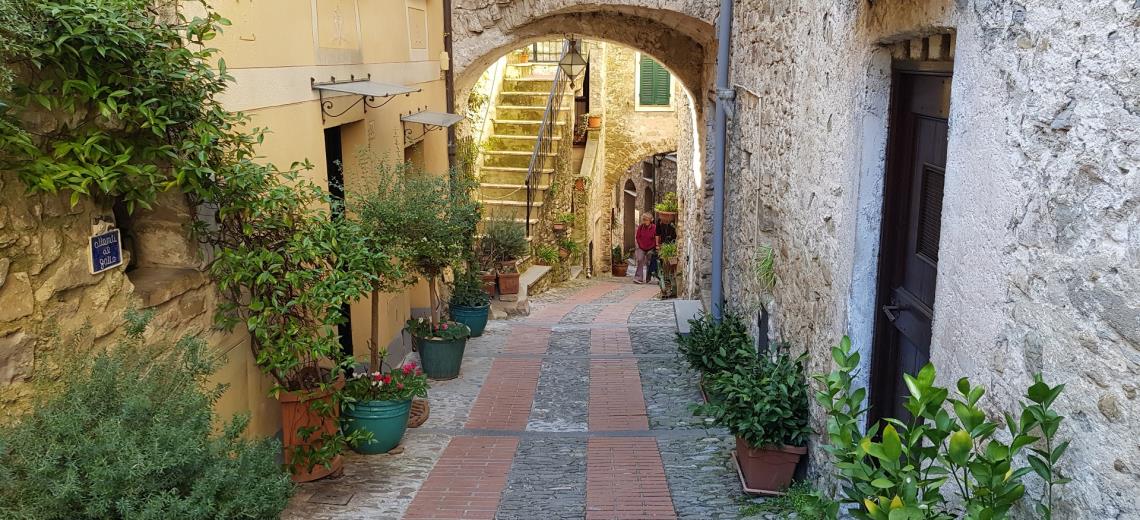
397, 382, 405, 390
373, 373, 383, 382
441, 323, 448, 330
402, 363, 416, 375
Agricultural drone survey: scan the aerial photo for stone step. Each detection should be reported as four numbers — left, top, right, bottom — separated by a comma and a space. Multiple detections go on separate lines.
498, 91, 573, 106
478, 166, 553, 184
502, 77, 556, 93
483, 150, 557, 169
480, 201, 541, 220
479, 183, 549, 202
492, 119, 567, 136
485, 134, 563, 152
497, 105, 548, 121
674, 300, 705, 337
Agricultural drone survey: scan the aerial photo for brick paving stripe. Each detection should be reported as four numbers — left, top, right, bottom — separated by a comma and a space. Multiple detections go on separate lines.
593, 285, 659, 324
465, 359, 542, 430
590, 328, 633, 355
503, 325, 551, 355
585, 437, 677, 519
588, 359, 649, 431
403, 436, 519, 520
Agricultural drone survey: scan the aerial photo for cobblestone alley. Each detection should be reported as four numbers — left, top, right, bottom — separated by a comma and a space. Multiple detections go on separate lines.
284, 279, 750, 519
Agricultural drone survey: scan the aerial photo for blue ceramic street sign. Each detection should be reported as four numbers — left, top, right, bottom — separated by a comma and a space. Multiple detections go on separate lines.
90, 229, 123, 274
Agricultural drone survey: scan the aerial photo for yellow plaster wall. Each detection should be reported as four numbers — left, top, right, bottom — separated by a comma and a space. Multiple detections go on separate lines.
204, 0, 453, 434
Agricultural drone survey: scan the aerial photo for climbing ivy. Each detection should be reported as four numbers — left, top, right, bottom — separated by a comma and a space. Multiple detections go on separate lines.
0, 0, 233, 211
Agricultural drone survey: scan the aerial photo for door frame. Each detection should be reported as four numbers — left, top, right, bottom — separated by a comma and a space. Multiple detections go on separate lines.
868, 59, 953, 427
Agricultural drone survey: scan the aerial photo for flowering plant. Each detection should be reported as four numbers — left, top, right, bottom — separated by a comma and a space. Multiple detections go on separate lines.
343, 362, 429, 403
406, 317, 471, 341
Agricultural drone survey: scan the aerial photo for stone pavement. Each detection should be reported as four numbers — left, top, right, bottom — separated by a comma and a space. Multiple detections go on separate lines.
284, 278, 752, 520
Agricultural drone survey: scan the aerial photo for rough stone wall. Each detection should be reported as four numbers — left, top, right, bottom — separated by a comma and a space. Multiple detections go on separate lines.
0, 171, 228, 418
721, 0, 1140, 516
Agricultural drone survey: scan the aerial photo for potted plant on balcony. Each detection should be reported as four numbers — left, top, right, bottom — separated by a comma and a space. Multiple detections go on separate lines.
611, 245, 628, 277
449, 269, 491, 337
208, 168, 375, 482
559, 238, 582, 260
654, 192, 678, 223
697, 345, 812, 494
553, 212, 576, 232
341, 357, 429, 454
587, 113, 602, 128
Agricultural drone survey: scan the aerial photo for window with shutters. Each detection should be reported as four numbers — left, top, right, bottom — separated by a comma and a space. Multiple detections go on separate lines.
636, 54, 672, 109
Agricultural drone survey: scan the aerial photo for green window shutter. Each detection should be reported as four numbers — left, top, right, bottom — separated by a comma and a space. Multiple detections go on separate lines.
638, 57, 671, 106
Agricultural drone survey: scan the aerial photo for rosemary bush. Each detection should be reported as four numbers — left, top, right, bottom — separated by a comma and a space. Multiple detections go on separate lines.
0, 311, 292, 519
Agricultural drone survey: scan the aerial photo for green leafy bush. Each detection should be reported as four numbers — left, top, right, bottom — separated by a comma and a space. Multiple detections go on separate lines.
611, 245, 626, 263
815, 337, 1069, 520
556, 212, 577, 225
676, 312, 757, 375
534, 244, 559, 265
696, 344, 812, 448
658, 242, 678, 260
0, 312, 292, 520
483, 215, 528, 264
740, 482, 839, 518
654, 192, 678, 212
0, 0, 238, 211
450, 269, 490, 308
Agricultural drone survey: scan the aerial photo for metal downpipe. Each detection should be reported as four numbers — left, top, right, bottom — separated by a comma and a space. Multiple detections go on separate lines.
710, 0, 735, 319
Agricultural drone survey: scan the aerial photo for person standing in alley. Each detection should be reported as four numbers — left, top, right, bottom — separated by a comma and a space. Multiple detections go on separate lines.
634, 212, 656, 284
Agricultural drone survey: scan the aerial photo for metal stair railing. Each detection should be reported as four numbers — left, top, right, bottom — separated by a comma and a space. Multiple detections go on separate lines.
524, 40, 570, 237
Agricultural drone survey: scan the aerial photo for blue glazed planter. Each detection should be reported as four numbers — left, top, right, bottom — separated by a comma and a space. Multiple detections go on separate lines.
414, 336, 468, 380
450, 304, 490, 337
342, 399, 412, 455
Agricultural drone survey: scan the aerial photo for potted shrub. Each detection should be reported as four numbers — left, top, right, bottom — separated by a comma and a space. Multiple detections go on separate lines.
587, 113, 602, 128
342, 358, 429, 454
406, 318, 471, 380
611, 245, 628, 276
658, 242, 679, 268
654, 192, 678, 223
559, 238, 582, 260
535, 244, 559, 266
449, 269, 491, 337
208, 168, 375, 482
676, 312, 757, 403
519, 48, 530, 63
697, 345, 812, 494
552, 212, 576, 232
484, 216, 527, 295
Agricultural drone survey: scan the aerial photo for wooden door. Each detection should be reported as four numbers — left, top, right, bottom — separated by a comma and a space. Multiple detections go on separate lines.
869, 63, 952, 425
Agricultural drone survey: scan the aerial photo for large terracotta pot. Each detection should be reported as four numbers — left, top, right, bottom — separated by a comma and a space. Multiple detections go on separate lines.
280, 378, 345, 482
479, 271, 497, 298
735, 437, 806, 493
587, 115, 601, 128
657, 211, 676, 223
612, 262, 628, 277
498, 271, 521, 295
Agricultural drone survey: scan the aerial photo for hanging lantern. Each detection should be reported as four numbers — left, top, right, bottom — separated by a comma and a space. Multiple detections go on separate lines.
558, 38, 587, 82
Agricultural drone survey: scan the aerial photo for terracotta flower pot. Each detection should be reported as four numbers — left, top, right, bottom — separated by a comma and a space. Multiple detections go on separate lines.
657, 211, 676, 223
611, 262, 628, 277
735, 437, 806, 493
553, 223, 567, 232
498, 271, 521, 295
587, 115, 601, 128
279, 378, 345, 482
480, 271, 497, 298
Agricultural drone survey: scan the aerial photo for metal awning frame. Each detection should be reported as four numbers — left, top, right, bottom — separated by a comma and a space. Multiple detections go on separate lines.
400, 106, 463, 144
310, 74, 421, 123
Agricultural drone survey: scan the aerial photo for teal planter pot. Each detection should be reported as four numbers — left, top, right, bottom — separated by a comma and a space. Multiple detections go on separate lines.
342, 399, 412, 455
415, 336, 468, 380
450, 304, 490, 337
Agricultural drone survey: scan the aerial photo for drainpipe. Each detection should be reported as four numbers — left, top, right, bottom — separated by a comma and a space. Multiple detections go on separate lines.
710, 0, 735, 319
443, 0, 457, 169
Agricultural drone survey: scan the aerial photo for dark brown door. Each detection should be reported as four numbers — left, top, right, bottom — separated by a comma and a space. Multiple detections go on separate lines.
870, 63, 952, 425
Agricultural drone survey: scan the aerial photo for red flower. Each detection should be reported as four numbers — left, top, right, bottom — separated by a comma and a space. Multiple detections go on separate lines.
382, 375, 392, 384
402, 363, 416, 374
441, 323, 448, 330
373, 373, 383, 382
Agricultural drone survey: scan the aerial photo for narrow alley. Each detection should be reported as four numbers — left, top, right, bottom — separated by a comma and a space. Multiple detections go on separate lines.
284, 279, 748, 519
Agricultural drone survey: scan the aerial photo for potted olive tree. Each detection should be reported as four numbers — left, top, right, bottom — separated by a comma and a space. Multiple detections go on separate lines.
449, 269, 491, 337
352, 160, 481, 380
696, 344, 812, 494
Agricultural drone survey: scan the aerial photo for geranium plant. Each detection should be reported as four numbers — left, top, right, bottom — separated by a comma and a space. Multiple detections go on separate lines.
406, 317, 471, 341
343, 362, 429, 403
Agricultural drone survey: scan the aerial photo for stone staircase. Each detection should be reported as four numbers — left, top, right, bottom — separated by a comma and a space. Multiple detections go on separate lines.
478, 67, 571, 236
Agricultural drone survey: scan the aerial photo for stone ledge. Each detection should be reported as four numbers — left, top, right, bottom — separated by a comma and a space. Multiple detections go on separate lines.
127, 267, 209, 308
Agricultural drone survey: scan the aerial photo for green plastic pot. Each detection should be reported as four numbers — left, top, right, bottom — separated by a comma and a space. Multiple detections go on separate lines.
450, 304, 490, 337
415, 336, 468, 380
341, 399, 412, 455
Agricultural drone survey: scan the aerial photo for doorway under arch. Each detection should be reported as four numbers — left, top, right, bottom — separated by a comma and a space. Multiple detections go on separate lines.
623, 179, 637, 253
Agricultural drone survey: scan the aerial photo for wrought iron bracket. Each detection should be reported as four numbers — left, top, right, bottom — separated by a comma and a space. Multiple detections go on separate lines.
311, 73, 415, 123
401, 106, 448, 144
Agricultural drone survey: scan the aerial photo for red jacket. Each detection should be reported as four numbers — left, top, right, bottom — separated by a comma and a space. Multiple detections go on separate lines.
635, 224, 657, 251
